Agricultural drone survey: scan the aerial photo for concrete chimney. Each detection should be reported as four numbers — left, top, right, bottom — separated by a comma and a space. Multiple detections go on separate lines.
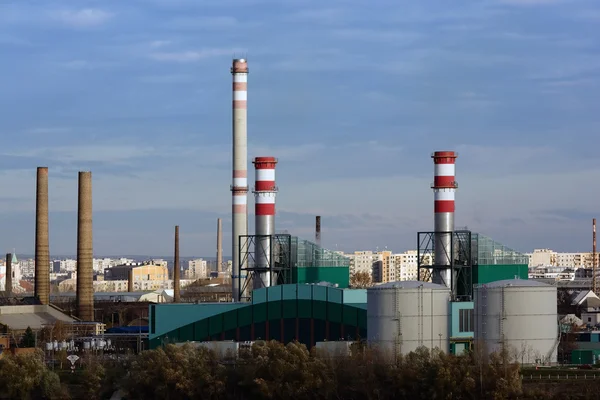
128, 268, 134, 292
231, 58, 249, 301
173, 225, 180, 303
5, 253, 12, 295
35, 167, 50, 305
315, 216, 321, 246
217, 218, 223, 274
76, 171, 94, 321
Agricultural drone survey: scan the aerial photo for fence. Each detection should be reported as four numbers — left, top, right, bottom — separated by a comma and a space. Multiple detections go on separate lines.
522, 373, 600, 380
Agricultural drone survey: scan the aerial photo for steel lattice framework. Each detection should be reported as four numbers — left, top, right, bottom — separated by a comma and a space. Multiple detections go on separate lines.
417, 230, 473, 301
238, 234, 292, 302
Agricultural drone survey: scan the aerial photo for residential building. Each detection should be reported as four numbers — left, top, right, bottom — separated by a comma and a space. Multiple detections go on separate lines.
525, 249, 600, 269
187, 259, 208, 280
104, 264, 168, 281
392, 250, 420, 281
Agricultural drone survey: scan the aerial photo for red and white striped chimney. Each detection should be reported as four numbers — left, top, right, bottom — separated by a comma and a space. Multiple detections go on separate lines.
231, 58, 249, 301
253, 157, 278, 289
432, 151, 458, 288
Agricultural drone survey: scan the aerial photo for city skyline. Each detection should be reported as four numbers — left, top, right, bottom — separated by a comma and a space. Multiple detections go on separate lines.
1, 0, 599, 256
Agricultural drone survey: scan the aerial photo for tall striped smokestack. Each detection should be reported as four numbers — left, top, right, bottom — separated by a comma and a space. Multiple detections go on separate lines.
593, 218, 597, 293
5, 253, 12, 295
315, 216, 321, 246
76, 171, 94, 321
173, 225, 180, 303
231, 58, 248, 301
35, 167, 50, 304
432, 151, 458, 288
217, 218, 223, 274
253, 157, 278, 289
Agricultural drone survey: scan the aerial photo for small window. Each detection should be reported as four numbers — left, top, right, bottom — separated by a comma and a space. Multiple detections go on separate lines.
459, 309, 474, 332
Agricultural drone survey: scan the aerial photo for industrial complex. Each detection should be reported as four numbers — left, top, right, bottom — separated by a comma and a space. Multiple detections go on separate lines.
4, 57, 595, 368
145, 58, 560, 364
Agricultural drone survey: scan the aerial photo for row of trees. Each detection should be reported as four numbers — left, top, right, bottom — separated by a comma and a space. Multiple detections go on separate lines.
0, 340, 595, 400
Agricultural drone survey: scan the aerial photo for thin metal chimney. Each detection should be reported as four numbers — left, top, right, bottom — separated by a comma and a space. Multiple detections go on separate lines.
174, 225, 180, 303
217, 218, 223, 274
5, 253, 12, 295
431, 151, 458, 289
253, 157, 278, 289
35, 167, 50, 304
76, 171, 94, 321
315, 216, 321, 246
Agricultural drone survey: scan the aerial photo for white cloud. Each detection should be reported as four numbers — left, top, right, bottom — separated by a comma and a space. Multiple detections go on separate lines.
331, 29, 420, 44
497, 0, 566, 4
249, 143, 325, 162
137, 74, 194, 83
57, 60, 120, 70
0, 34, 31, 46
10, 145, 157, 164
25, 127, 72, 135
150, 40, 172, 48
61, 60, 90, 69
51, 9, 114, 28
150, 48, 243, 62
289, 8, 352, 25
165, 16, 240, 29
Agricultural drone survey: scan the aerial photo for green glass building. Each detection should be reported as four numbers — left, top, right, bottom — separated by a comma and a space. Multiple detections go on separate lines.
289, 236, 350, 288
471, 233, 529, 284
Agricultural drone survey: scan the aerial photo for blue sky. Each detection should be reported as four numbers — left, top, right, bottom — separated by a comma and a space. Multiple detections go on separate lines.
0, 0, 599, 257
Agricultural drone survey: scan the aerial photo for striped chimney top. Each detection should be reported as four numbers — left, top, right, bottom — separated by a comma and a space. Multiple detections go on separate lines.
253, 157, 278, 216
432, 151, 458, 214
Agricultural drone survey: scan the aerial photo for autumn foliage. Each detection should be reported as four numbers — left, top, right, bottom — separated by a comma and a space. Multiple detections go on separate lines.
349, 270, 373, 288
0, 341, 598, 399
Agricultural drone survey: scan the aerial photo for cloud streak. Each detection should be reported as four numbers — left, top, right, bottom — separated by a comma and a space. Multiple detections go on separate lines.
50, 9, 114, 28
150, 48, 244, 62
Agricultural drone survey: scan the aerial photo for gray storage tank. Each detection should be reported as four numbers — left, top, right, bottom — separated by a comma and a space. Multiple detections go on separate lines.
474, 279, 558, 364
367, 281, 451, 357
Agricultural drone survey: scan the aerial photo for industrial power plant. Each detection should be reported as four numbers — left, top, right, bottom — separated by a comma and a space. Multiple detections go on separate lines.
0, 58, 569, 365
146, 58, 560, 364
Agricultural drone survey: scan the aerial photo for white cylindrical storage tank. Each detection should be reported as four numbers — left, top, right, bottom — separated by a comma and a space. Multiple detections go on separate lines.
474, 279, 558, 364
367, 281, 451, 357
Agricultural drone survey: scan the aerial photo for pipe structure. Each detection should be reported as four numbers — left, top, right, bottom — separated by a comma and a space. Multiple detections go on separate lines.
315, 216, 321, 246
217, 218, 223, 274
231, 58, 249, 301
174, 225, 180, 303
128, 269, 134, 292
253, 157, 278, 289
431, 151, 458, 288
35, 167, 50, 305
76, 171, 94, 321
5, 253, 11, 295
594, 218, 597, 293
